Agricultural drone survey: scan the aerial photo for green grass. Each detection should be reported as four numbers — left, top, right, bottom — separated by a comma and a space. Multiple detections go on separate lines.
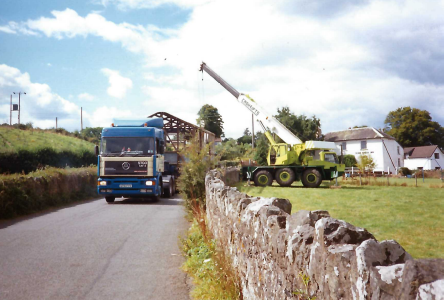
0, 127, 95, 153
236, 179, 444, 259
181, 219, 241, 300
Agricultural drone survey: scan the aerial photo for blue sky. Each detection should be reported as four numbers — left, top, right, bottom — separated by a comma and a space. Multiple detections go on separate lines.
1, 0, 443, 138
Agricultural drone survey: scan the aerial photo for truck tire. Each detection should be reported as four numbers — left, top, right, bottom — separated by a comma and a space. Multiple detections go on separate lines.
164, 179, 173, 198
301, 169, 322, 188
254, 170, 273, 187
172, 179, 176, 196
276, 168, 295, 187
105, 196, 115, 203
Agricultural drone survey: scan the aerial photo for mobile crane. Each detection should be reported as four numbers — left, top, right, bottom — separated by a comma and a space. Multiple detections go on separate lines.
199, 62, 345, 188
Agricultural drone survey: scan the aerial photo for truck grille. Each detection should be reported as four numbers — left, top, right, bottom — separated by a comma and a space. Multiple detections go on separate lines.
104, 161, 148, 176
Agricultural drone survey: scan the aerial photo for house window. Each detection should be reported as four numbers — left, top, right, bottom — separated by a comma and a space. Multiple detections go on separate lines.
360, 141, 367, 150
398, 158, 401, 167
397, 146, 400, 155
342, 142, 347, 151
435, 153, 440, 159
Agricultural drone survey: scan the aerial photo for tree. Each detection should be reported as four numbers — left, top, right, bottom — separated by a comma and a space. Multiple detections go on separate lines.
215, 138, 253, 161
237, 127, 252, 145
197, 104, 224, 138
274, 107, 322, 142
80, 127, 103, 144
384, 107, 444, 148
357, 154, 376, 175
342, 154, 357, 167
253, 132, 269, 165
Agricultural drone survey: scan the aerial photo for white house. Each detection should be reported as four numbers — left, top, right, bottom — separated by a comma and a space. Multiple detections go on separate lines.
324, 127, 403, 174
403, 145, 444, 170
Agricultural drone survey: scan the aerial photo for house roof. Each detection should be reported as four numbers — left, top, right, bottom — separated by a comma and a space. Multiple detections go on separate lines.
324, 127, 395, 142
404, 145, 439, 158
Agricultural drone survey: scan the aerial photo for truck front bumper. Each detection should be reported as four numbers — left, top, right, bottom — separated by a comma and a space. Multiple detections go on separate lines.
97, 177, 160, 197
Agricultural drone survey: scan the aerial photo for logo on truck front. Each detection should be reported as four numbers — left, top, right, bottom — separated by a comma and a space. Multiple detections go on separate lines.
122, 162, 130, 170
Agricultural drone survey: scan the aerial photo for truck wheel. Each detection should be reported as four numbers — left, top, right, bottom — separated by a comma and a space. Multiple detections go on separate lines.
105, 196, 115, 203
164, 179, 173, 198
301, 169, 322, 188
254, 170, 273, 187
276, 168, 295, 187
172, 180, 176, 196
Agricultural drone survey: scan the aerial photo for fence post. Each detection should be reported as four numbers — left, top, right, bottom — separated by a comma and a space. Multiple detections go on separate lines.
387, 166, 390, 186
422, 169, 424, 183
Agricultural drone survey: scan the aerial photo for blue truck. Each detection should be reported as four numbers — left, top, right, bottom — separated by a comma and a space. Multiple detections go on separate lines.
95, 118, 177, 203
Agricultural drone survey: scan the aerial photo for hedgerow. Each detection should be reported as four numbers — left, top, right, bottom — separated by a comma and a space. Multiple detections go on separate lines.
0, 167, 97, 219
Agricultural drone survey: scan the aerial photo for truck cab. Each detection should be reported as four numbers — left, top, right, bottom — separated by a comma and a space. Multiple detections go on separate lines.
96, 119, 166, 203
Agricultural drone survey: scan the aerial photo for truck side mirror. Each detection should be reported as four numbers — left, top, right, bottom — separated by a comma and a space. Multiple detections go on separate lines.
95, 145, 99, 156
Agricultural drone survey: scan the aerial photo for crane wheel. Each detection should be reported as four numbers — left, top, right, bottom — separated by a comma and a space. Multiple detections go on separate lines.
301, 168, 322, 188
254, 170, 273, 187
276, 168, 295, 187
105, 196, 115, 203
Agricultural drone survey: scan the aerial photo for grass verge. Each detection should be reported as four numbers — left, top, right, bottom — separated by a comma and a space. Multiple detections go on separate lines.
0, 166, 97, 219
181, 218, 241, 300
236, 180, 443, 259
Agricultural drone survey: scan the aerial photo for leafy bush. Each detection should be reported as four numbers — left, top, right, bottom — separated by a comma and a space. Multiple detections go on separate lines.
178, 138, 219, 215
342, 154, 357, 167
0, 167, 97, 219
398, 167, 412, 176
0, 148, 96, 174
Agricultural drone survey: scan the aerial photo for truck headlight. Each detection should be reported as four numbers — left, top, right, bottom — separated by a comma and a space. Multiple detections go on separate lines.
145, 181, 154, 186
98, 181, 107, 186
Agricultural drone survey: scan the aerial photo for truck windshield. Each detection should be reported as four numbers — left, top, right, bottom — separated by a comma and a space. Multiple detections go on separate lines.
101, 137, 154, 156
324, 153, 339, 164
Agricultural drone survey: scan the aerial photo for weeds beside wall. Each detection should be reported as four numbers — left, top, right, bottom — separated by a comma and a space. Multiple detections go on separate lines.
205, 169, 444, 299
0, 167, 97, 219
177, 139, 242, 299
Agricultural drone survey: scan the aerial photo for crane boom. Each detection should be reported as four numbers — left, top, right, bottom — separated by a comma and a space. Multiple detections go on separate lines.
199, 62, 303, 145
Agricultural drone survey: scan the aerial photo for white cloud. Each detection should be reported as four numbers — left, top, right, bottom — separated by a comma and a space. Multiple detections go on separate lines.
101, 68, 133, 98
78, 93, 95, 101
0, 64, 82, 130
91, 106, 133, 127
98, 0, 210, 10
2, 1, 444, 138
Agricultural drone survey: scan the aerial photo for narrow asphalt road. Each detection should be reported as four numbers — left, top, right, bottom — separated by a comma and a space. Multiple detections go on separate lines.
0, 195, 190, 300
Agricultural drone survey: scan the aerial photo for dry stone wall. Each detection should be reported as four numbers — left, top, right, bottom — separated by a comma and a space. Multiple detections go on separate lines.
205, 168, 444, 299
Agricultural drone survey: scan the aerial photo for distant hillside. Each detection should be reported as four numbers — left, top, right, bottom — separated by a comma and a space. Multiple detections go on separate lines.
0, 127, 96, 153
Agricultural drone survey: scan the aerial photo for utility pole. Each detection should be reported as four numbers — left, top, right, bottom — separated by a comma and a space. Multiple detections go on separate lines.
9, 95, 12, 125
81, 107, 83, 131
13, 92, 26, 125
56, 117, 58, 129
252, 113, 255, 149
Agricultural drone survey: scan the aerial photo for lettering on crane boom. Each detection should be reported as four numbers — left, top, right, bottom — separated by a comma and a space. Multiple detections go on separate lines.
241, 98, 260, 116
